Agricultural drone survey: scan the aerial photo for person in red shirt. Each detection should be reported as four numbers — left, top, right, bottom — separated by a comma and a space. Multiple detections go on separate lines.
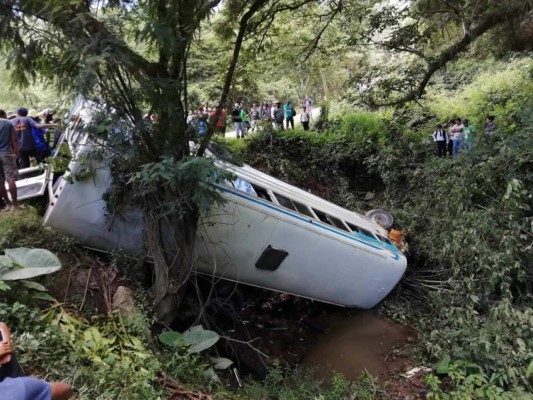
209, 106, 227, 137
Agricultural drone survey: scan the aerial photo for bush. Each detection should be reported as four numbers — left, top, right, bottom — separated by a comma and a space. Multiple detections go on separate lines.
426, 57, 533, 135
0, 208, 77, 254
424, 359, 533, 400
1, 301, 164, 400
367, 127, 533, 391
228, 56, 533, 395
237, 362, 382, 400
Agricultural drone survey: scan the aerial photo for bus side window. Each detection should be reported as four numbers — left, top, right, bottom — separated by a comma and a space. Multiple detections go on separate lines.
358, 227, 376, 239
313, 209, 332, 225
233, 178, 256, 195
327, 215, 349, 232
223, 179, 235, 188
377, 235, 394, 245
252, 185, 272, 202
313, 209, 349, 231
292, 200, 314, 218
274, 193, 297, 211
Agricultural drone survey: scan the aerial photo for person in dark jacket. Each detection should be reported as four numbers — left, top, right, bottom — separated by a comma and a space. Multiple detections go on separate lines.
30, 113, 52, 163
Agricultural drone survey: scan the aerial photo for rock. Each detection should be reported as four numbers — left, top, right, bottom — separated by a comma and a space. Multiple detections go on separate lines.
112, 286, 137, 317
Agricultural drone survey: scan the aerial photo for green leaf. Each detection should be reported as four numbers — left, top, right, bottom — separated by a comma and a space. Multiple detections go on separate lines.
182, 325, 220, 354
159, 331, 185, 347
436, 355, 451, 375
527, 360, 533, 378
0, 256, 12, 269
19, 280, 47, 291
202, 367, 221, 383
0, 248, 62, 280
0, 280, 11, 292
84, 327, 103, 345
210, 356, 233, 370
31, 292, 56, 302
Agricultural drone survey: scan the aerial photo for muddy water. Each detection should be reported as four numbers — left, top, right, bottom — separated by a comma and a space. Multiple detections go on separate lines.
303, 312, 414, 381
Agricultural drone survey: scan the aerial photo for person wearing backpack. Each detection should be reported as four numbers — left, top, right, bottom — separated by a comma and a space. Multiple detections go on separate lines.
271, 102, 284, 130
283, 100, 295, 130
431, 124, 448, 158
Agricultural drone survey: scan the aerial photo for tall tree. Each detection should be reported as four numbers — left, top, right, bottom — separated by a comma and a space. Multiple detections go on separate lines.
0, 0, 273, 322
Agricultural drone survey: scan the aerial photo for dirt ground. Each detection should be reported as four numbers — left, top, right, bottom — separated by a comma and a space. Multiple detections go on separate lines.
45, 254, 429, 398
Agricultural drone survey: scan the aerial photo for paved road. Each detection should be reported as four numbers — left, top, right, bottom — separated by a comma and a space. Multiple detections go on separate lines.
224, 107, 321, 139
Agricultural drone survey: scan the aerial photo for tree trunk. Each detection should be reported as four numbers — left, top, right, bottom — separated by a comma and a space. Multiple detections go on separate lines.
320, 68, 329, 100
144, 187, 199, 324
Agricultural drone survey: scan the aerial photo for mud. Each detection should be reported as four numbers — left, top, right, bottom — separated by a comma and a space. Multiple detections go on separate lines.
189, 279, 418, 384
303, 312, 416, 380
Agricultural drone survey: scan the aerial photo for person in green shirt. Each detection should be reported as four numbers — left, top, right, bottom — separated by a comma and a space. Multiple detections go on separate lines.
462, 119, 475, 151
240, 105, 250, 136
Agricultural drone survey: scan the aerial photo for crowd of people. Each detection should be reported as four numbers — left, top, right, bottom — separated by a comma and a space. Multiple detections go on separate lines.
0, 321, 72, 399
0, 107, 61, 212
186, 96, 313, 139
0, 101, 500, 213
431, 115, 496, 158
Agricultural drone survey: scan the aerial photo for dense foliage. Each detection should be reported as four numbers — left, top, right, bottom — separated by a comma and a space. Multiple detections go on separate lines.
224, 56, 533, 397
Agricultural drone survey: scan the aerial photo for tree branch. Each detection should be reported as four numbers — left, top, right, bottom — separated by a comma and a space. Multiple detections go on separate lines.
371, 4, 530, 107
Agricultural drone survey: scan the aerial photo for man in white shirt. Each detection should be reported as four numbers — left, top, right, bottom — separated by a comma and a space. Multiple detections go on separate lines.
271, 102, 284, 130
300, 107, 310, 131
431, 124, 448, 158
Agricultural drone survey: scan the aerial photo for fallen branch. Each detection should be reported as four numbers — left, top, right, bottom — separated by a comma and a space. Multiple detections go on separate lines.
159, 374, 213, 400
221, 335, 270, 359
78, 266, 92, 312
